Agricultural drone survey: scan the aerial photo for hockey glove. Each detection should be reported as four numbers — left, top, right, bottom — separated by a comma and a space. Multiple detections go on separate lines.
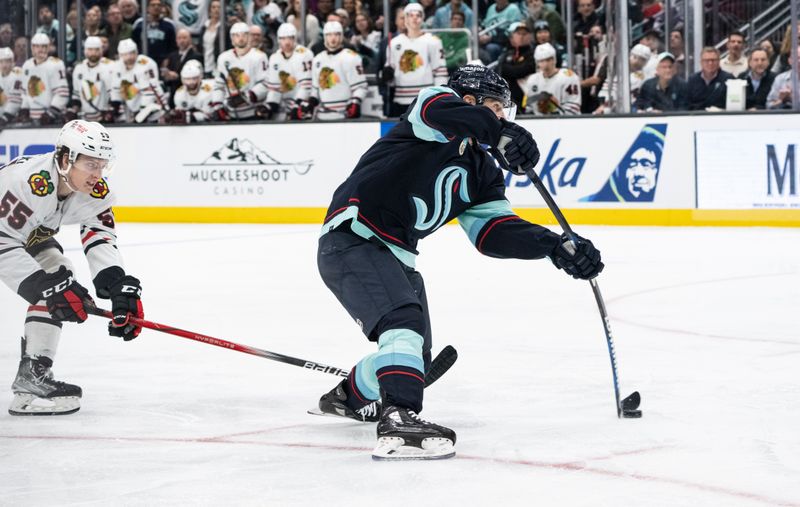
211, 105, 230, 122
16, 108, 30, 124
493, 121, 540, 175
254, 104, 270, 118
226, 92, 247, 108
345, 101, 361, 119
379, 65, 394, 84
107, 275, 144, 341
265, 102, 280, 120
550, 233, 604, 280
38, 266, 95, 323
63, 109, 79, 122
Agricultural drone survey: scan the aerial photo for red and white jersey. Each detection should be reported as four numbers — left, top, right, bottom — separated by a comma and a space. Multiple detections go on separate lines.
0, 67, 24, 118
173, 79, 215, 122
21, 57, 69, 119
311, 48, 367, 119
212, 48, 269, 119
524, 68, 581, 115
111, 55, 168, 121
71, 57, 116, 121
266, 45, 313, 109
0, 153, 123, 300
387, 33, 448, 105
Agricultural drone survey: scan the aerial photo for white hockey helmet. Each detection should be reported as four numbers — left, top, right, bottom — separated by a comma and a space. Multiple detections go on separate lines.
85, 36, 103, 50
534, 43, 556, 61
230, 22, 250, 35
323, 21, 343, 35
31, 33, 50, 46
277, 23, 297, 39
0, 47, 13, 60
630, 43, 652, 61
403, 3, 424, 16
181, 59, 203, 79
118, 38, 138, 55
55, 120, 115, 177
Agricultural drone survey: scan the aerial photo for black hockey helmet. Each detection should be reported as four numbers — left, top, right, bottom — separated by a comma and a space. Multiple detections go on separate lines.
447, 64, 512, 109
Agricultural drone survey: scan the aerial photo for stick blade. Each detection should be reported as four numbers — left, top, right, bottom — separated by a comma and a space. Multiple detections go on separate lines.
621, 391, 641, 410
424, 345, 457, 387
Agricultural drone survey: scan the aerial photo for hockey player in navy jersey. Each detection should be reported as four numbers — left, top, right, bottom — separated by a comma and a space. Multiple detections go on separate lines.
314, 65, 603, 460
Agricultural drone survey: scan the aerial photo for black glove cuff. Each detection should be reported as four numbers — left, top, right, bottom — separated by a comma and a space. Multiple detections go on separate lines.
93, 266, 126, 299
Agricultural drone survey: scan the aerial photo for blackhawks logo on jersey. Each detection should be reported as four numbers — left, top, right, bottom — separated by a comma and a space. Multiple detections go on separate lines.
81, 80, 101, 101
399, 49, 424, 73
318, 67, 340, 90
227, 67, 250, 90
278, 70, 297, 92
120, 79, 139, 100
0, 88, 6, 106
27, 75, 45, 97
28, 170, 55, 197
91, 178, 109, 199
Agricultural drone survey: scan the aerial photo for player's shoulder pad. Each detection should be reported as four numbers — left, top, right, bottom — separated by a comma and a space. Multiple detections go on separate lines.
295, 46, 307, 54
345, 49, 358, 57
561, 68, 576, 77
137, 56, 150, 65
12, 66, 23, 75
48, 56, 62, 63
201, 82, 213, 92
176, 85, 186, 93
101, 57, 112, 64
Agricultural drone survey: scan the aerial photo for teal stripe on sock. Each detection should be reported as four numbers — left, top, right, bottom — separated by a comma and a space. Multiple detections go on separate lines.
354, 352, 380, 400
375, 329, 424, 373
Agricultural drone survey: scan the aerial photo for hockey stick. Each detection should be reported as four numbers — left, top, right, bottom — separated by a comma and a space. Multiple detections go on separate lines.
523, 168, 642, 419
87, 307, 457, 385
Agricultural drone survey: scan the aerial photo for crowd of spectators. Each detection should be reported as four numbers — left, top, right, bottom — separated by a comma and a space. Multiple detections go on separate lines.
0, 0, 798, 127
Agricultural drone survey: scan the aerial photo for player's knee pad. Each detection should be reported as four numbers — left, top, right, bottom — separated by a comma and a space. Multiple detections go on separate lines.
373, 304, 426, 340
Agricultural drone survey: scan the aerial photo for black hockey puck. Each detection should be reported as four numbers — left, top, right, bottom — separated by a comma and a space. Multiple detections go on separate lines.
622, 409, 642, 418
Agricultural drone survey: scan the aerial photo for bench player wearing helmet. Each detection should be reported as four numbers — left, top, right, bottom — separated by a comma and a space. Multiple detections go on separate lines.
0, 120, 144, 416
314, 65, 603, 460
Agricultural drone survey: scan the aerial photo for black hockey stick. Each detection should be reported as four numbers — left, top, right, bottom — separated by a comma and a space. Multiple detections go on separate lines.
88, 307, 457, 386
523, 168, 642, 419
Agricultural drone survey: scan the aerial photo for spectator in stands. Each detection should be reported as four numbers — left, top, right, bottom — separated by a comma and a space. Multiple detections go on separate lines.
772, 24, 799, 74
524, 42, 581, 115
767, 44, 799, 110
374, 5, 404, 113
432, 0, 474, 29
524, 0, 565, 45
13, 36, 28, 67
83, 6, 107, 40
739, 48, 775, 110
579, 23, 607, 113
533, 20, 565, 68
419, 0, 438, 27
286, 0, 321, 47
342, 0, 359, 27
36, 4, 65, 43
351, 13, 381, 66
635, 52, 687, 112
669, 28, 685, 77
572, 0, 602, 51
316, 0, 335, 25
687, 46, 733, 110
249, 25, 272, 53
759, 38, 778, 71
119, 0, 141, 26
106, 5, 133, 59
480, 0, 523, 63
0, 23, 14, 49
629, 43, 653, 100
199, 0, 226, 78
637, 29, 660, 77
162, 28, 203, 103
720, 31, 747, 76
132, 0, 178, 64
450, 11, 466, 29
253, 0, 283, 43
497, 21, 536, 108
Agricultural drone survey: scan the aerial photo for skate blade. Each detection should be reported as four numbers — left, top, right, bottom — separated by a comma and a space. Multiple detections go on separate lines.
307, 408, 376, 423
8, 393, 80, 416
372, 436, 455, 461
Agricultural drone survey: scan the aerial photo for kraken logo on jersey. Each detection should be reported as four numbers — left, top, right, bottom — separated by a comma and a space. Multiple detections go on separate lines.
581, 124, 667, 202
318, 67, 340, 90
91, 178, 110, 199
120, 79, 139, 100
28, 170, 55, 197
227, 67, 250, 90
413, 166, 470, 231
27, 75, 45, 97
278, 71, 297, 92
178, 0, 200, 27
399, 50, 424, 73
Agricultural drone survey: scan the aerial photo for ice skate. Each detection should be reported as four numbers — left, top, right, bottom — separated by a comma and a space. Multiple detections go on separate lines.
372, 405, 456, 461
308, 380, 381, 422
9, 356, 82, 416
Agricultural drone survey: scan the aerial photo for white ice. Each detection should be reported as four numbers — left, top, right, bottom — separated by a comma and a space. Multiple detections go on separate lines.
1, 223, 799, 507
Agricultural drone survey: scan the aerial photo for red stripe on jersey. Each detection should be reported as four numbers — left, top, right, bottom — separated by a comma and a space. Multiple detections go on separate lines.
477, 216, 518, 253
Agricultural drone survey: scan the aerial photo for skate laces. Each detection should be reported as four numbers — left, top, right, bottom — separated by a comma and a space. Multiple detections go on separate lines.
406, 409, 430, 425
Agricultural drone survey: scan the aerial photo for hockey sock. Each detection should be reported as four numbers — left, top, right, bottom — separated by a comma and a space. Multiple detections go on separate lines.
23, 311, 62, 358
374, 329, 425, 413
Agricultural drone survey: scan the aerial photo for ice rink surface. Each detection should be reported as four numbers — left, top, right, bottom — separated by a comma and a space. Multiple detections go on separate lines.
0, 223, 798, 507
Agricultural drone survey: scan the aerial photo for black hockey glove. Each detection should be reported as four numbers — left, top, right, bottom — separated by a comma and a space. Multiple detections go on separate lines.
379, 65, 394, 84
39, 107, 62, 126
16, 108, 30, 124
550, 234, 604, 280
265, 102, 279, 119
493, 120, 540, 175
38, 266, 95, 323
107, 275, 144, 341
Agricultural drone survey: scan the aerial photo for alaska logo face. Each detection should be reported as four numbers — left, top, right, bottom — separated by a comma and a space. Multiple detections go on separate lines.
399, 49, 423, 73
413, 166, 470, 232
91, 178, 110, 199
581, 124, 667, 202
318, 67, 339, 90
27, 75, 45, 97
28, 170, 55, 196
279, 70, 297, 92
120, 79, 139, 100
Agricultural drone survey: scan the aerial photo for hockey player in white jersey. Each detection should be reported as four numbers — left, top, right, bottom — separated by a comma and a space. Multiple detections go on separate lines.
265, 23, 313, 120
211, 22, 270, 121
0, 120, 144, 416
112, 38, 169, 123
301, 21, 367, 120
19, 33, 69, 125
0, 47, 23, 126
66, 37, 116, 123
167, 60, 214, 123
382, 3, 448, 117
524, 43, 581, 115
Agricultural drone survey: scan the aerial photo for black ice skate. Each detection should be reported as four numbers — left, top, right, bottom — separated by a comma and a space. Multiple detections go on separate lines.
372, 405, 456, 461
307, 380, 381, 422
9, 356, 82, 416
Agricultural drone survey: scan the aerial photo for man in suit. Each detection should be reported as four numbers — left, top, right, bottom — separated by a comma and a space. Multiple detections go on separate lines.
738, 48, 775, 110
161, 28, 204, 107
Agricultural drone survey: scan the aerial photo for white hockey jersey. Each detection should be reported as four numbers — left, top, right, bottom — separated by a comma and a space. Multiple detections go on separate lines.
21, 57, 69, 119
266, 45, 313, 110
0, 153, 123, 303
387, 33, 448, 105
0, 67, 24, 119
524, 68, 581, 115
71, 57, 116, 121
311, 48, 367, 120
212, 48, 269, 119
173, 79, 215, 122
111, 55, 168, 122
